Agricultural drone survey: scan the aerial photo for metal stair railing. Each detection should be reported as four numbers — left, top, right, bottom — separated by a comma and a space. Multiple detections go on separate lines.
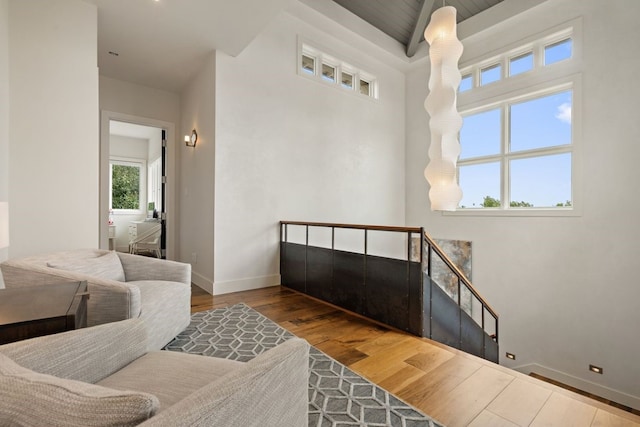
421, 231, 499, 362
280, 221, 499, 363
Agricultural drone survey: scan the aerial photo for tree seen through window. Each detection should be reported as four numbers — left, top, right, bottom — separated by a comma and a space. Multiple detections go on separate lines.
111, 164, 140, 210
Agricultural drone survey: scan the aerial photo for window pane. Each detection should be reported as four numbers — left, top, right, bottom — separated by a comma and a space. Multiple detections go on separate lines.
480, 64, 501, 85
510, 90, 572, 152
459, 162, 501, 209
301, 54, 315, 74
510, 52, 533, 76
460, 109, 501, 159
545, 38, 572, 65
359, 79, 370, 96
321, 63, 335, 82
111, 164, 140, 210
341, 72, 353, 89
510, 153, 571, 207
459, 74, 472, 92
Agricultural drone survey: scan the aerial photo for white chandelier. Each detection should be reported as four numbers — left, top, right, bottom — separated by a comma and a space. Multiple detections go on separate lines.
423, 6, 463, 211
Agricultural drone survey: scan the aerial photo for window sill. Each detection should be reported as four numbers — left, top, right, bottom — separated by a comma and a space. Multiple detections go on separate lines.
112, 209, 145, 216
443, 207, 582, 218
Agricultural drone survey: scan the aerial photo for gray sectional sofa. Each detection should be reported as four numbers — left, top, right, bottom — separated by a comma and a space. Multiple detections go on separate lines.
0, 249, 191, 350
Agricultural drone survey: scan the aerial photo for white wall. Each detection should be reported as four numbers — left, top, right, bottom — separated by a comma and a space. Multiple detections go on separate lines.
0, 0, 8, 269
99, 77, 180, 259
405, 0, 640, 408
212, 8, 406, 294
110, 135, 149, 159
100, 77, 181, 127
179, 53, 216, 292
8, 0, 98, 258
147, 132, 162, 163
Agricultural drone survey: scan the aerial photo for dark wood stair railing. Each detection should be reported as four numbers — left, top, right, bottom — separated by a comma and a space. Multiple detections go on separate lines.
280, 221, 499, 363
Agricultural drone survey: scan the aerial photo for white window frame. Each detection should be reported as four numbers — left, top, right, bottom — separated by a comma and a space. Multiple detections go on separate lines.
109, 156, 147, 215
297, 38, 379, 100
340, 67, 355, 90
148, 157, 162, 214
447, 18, 583, 217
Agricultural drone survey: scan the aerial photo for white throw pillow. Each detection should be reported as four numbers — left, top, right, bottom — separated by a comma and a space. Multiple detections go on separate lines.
47, 251, 126, 282
0, 353, 159, 427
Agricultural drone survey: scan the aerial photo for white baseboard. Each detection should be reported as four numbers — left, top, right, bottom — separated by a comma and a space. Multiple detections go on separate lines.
514, 363, 640, 411
191, 270, 213, 294
213, 274, 281, 295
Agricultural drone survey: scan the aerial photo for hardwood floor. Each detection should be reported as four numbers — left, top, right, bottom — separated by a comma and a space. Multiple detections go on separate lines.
191, 285, 640, 427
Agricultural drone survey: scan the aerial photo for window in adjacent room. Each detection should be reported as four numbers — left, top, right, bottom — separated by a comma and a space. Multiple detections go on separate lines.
454, 20, 581, 216
109, 158, 146, 213
147, 158, 162, 214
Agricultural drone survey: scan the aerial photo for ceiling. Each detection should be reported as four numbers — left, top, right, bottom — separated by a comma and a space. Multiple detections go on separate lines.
84, 0, 290, 92
110, 121, 161, 140
331, 0, 503, 57
86, 0, 506, 93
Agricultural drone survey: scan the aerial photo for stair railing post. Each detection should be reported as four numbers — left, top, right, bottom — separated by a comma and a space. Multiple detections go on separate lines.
458, 276, 463, 350
420, 228, 425, 336
425, 231, 433, 339
304, 225, 309, 293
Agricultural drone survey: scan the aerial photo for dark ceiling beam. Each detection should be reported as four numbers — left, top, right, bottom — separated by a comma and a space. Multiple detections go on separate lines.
406, 0, 436, 57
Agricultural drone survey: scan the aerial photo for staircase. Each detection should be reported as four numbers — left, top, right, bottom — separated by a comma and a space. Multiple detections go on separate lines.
279, 221, 499, 363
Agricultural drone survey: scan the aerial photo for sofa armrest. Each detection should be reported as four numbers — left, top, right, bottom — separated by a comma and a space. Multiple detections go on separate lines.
117, 252, 191, 285
0, 262, 141, 327
140, 338, 310, 427
0, 318, 147, 384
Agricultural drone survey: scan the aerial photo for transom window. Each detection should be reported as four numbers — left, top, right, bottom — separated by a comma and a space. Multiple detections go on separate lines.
454, 21, 581, 216
298, 41, 378, 99
460, 32, 574, 93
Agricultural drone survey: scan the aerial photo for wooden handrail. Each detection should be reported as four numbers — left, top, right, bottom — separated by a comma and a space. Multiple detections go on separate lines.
280, 221, 423, 233
423, 232, 499, 319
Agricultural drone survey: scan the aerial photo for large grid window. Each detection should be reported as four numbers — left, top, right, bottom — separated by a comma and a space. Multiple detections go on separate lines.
459, 88, 573, 209
454, 22, 581, 215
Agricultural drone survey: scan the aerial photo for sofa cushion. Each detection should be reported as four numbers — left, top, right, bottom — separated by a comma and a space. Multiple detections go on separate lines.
0, 353, 159, 427
98, 351, 243, 411
47, 251, 125, 282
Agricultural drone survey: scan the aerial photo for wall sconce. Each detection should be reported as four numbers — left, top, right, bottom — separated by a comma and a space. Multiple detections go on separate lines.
0, 202, 9, 250
185, 129, 197, 147
423, 6, 463, 211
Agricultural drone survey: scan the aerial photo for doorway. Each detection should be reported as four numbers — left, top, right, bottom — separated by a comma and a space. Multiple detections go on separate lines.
100, 111, 176, 259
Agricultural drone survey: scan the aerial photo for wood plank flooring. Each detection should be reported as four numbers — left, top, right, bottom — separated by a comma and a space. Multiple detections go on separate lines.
191, 285, 640, 427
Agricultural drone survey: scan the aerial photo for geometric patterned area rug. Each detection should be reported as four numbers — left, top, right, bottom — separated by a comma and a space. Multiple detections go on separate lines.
164, 303, 444, 427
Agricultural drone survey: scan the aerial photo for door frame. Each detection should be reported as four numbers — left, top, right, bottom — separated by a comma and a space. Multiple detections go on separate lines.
99, 110, 176, 259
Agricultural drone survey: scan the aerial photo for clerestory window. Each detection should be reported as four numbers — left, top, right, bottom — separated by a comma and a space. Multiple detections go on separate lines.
298, 40, 378, 100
